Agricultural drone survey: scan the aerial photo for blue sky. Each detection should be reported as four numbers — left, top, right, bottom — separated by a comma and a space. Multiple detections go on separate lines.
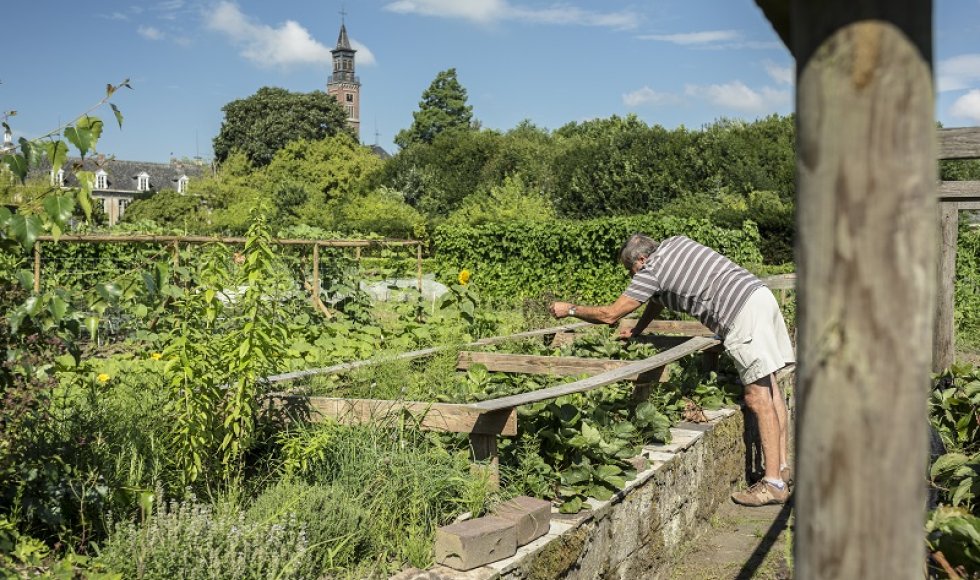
3, 1, 980, 163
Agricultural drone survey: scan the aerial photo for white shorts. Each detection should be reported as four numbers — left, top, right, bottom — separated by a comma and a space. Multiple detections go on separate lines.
723, 287, 796, 385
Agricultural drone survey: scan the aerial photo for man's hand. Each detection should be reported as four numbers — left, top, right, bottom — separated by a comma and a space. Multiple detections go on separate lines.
616, 325, 636, 341
549, 301, 574, 319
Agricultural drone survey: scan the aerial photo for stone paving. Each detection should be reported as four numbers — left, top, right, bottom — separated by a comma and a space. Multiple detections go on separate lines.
668, 500, 793, 580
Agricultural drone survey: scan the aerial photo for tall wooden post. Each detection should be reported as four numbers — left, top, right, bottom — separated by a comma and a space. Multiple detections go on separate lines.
934, 203, 958, 372
312, 243, 321, 306
32, 242, 41, 293
416, 243, 423, 294
792, 2, 935, 578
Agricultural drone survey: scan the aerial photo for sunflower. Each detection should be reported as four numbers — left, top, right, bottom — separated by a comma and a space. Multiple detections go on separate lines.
458, 269, 472, 285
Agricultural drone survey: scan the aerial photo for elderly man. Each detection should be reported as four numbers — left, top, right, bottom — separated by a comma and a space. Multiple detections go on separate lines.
549, 233, 795, 506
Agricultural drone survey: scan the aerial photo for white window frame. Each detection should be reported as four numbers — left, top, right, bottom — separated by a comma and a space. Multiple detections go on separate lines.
177, 175, 189, 194
137, 172, 150, 192
95, 170, 108, 189
118, 198, 129, 216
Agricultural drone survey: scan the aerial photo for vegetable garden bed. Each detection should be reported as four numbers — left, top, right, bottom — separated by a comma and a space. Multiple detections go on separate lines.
255, 319, 765, 576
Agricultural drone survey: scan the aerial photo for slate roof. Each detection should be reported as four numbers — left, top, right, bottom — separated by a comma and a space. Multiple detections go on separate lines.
33, 157, 208, 196
335, 23, 353, 51
370, 145, 391, 160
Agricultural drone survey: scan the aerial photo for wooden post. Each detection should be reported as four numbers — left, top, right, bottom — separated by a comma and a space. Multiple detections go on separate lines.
312, 243, 321, 305
469, 433, 499, 489
171, 241, 179, 271
792, 2, 935, 579
32, 242, 41, 293
934, 203, 958, 372
416, 243, 423, 294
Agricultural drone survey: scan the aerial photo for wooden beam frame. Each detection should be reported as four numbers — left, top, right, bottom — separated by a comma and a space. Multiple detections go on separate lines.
456, 351, 671, 382
262, 322, 593, 385
265, 394, 517, 436
467, 336, 720, 413
617, 318, 715, 337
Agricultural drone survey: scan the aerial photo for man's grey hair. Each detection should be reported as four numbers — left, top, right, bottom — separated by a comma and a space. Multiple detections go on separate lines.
619, 233, 660, 270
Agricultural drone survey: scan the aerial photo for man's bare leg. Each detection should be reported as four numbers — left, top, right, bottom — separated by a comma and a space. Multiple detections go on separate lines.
743, 375, 782, 481
769, 372, 789, 470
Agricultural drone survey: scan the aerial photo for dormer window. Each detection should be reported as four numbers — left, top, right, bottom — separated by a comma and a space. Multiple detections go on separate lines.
177, 175, 189, 194
95, 170, 108, 189
51, 168, 65, 187
137, 171, 150, 192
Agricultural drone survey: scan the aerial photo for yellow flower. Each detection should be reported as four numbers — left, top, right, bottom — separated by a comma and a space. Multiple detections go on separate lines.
458, 269, 472, 285
96, 373, 110, 384
150, 352, 163, 361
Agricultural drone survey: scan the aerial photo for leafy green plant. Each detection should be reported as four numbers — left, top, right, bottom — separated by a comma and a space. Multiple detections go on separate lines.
162, 209, 291, 487
931, 362, 980, 455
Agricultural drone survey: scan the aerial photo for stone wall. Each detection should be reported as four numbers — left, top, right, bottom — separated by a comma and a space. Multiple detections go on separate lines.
395, 407, 748, 580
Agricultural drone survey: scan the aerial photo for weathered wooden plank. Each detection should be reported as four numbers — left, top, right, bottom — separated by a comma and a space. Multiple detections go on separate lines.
763, 273, 796, 290
935, 203, 958, 372
939, 180, 980, 202
458, 352, 631, 376
266, 395, 517, 435
34, 234, 420, 247
939, 127, 980, 160
618, 318, 715, 336
958, 201, 980, 211
793, 4, 934, 578
456, 351, 670, 382
468, 322, 592, 346
263, 322, 593, 385
468, 336, 720, 412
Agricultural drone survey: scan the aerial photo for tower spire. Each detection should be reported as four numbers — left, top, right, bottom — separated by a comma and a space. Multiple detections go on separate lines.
327, 12, 360, 140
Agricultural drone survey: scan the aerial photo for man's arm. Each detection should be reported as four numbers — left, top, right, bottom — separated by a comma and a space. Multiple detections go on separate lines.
550, 295, 642, 325
625, 301, 664, 338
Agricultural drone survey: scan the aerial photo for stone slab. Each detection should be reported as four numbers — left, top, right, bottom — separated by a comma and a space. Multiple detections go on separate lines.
492, 496, 552, 546
435, 516, 518, 571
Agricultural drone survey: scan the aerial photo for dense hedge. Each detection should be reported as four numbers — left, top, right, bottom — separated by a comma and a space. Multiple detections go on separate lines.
956, 225, 980, 349
433, 215, 764, 304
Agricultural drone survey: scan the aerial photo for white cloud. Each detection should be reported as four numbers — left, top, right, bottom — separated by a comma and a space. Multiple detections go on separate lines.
938, 54, 980, 92
384, 0, 638, 29
350, 39, 377, 66
622, 87, 680, 107
639, 30, 739, 46
764, 60, 793, 85
154, 0, 185, 11
685, 80, 790, 112
206, 2, 377, 68
951, 89, 980, 123
138, 26, 164, 40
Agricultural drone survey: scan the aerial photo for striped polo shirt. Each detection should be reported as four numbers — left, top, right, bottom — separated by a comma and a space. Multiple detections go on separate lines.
623, 235, 764, 335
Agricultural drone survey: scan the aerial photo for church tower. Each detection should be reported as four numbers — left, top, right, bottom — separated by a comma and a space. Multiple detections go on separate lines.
326, 18, 360, 140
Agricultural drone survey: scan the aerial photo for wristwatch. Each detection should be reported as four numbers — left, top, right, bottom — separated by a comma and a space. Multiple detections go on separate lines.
568, 305, 577, 317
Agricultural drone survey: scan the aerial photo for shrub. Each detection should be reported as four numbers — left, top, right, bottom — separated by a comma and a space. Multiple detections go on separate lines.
433, 215, 764, 303
247, 479, 371, 576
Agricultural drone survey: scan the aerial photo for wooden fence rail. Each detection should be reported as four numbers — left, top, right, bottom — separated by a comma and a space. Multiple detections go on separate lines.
30, 233, 425, 308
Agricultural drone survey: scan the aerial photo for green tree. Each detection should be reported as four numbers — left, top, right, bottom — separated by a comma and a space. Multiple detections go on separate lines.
212, 87, 350, 166
190, 151, 270, 234
394, 68, 475, 148
445, 174, 555, 226
121, 189, 206, 229
263, 134, 384, 229
386, 129, 502, 216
